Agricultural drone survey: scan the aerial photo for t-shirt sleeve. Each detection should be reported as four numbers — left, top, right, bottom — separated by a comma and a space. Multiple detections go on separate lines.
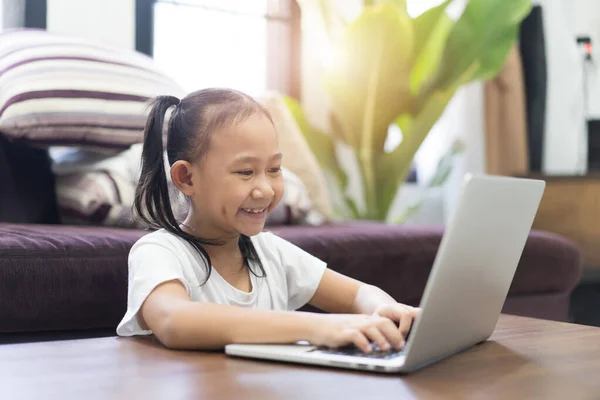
265, 232, 327, 311
116, 241, 192, 337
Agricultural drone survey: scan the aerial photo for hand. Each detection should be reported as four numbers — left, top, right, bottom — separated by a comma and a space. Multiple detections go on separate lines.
309, 313, 405, 353
373, 303, 420, 347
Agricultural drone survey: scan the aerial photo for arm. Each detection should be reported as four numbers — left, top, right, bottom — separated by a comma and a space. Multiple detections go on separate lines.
142, 279, 409, 353
142, 275, 414, 353
308, 269, 397, 314
309, 269, 419, 341
141, 280, 319, 350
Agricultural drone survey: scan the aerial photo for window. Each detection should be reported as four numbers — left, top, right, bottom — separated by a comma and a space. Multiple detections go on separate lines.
152, 0, 294, 97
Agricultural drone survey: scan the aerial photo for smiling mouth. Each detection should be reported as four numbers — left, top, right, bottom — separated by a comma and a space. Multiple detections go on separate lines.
241, 207, 267, 214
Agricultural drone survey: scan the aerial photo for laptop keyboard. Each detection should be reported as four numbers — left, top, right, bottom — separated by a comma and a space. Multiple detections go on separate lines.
313, 343, 406, 359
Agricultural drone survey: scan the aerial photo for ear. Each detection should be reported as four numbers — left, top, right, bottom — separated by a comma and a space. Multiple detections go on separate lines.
170, 160, 195, 196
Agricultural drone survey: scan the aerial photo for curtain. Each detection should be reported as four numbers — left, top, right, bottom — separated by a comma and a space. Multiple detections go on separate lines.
519, 4, 546, 173
484, 45, 529, 176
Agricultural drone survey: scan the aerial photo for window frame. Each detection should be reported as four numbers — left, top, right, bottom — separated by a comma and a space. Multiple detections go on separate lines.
24, 0, 47, 28
135, 0, 154, 56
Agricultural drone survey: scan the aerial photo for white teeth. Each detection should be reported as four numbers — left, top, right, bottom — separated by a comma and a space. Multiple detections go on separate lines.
243, 208, 266, 214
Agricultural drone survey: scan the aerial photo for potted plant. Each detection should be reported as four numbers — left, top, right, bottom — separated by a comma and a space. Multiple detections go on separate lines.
284, 0, 532, 221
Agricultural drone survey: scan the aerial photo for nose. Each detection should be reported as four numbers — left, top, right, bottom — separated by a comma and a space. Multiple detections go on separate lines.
252, 175, 275, 199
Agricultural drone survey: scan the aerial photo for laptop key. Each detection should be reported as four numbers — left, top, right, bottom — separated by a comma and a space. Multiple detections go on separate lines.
314, 343, 405, 359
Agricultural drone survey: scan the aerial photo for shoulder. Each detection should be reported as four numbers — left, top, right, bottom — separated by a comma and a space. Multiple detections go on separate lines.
129, 229, 197, 265
131, 229, 191, 252
126, 229, 203, 287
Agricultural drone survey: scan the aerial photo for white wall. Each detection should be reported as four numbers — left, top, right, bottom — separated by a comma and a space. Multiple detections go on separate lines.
47, 0, 135, 49
573, 0, 600, 119
537, 0, 587, 175
538, 0, 600, 175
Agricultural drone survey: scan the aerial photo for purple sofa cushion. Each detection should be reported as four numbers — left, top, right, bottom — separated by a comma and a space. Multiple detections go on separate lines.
0, 224, 145, 334
270, 223, 582, 302
0, 222, 581, 334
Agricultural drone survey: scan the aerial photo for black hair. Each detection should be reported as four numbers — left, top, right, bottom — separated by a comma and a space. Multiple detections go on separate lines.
134, 88, 273, 283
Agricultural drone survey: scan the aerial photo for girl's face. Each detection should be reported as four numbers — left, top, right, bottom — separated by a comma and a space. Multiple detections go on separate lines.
186, 113, 284, 238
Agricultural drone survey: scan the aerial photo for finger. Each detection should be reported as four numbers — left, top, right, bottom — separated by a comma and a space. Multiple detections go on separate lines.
364, 326, 390, 351
377, 304, 411, 324
377, 318, 404, 350
398, 313, 415, 339
349, 330, 372, 353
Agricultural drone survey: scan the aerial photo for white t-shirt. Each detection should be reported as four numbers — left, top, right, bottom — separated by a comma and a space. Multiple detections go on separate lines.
116, 229, 327, 336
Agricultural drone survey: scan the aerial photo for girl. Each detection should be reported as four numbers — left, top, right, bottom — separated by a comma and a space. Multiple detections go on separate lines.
116, 88, 419, 354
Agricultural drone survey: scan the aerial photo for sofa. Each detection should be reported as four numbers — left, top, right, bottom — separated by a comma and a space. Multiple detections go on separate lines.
0, 135, 584, 343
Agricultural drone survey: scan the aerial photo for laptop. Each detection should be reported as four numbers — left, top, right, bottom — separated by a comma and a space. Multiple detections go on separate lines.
225, 173, 546, 374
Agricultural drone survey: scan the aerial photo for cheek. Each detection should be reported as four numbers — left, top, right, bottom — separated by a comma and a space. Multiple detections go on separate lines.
191, 173, 227, 212
190, 176, 210, 202
273, 176, 285, 202
222, 178, 251, 206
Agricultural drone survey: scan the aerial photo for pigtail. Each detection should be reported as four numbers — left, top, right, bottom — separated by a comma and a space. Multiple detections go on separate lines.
134, 95, 180, 229
134, 96, 221, 282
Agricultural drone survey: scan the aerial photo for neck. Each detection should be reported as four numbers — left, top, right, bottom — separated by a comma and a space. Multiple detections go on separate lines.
180, 213, 241, 262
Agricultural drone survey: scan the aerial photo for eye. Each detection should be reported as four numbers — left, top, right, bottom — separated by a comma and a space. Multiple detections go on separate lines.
269, 166, 282, 174
237, 170, 253, 176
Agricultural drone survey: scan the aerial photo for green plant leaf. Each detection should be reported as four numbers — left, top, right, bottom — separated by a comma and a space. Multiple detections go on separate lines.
391, 139, 463, 224
376, 75, 466, 220
412, 0, 452, 58
391, 202, 420, 224
364, 0, 407, 10
296, 0, 530, 221
344, 197, 361, 219
324, 2, 414, 153
391, 143, 462, 224
323, 2, 415, 217
281, 95, 348, 190
430, 0, 532, 90
410, 10, 454, 95
427, 138, 464, 187
395, 114, 412, 134
470, 25, 519, 81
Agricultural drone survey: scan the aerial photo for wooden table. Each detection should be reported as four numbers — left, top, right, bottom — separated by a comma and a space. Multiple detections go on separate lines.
1, 315, 599, 400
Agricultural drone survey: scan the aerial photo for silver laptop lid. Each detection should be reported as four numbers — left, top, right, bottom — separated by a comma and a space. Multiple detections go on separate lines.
402, 174, 545, 371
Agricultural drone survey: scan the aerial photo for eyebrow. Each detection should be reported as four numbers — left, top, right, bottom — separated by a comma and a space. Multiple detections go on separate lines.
232, 153, 283, 164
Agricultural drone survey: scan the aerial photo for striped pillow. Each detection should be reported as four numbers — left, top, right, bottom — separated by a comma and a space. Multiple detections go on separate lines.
0, 29, 185, 149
